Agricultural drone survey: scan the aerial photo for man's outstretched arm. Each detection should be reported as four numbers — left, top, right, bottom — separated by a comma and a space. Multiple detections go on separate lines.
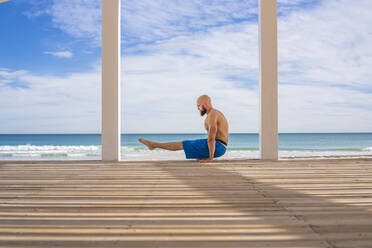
200, 113, 218, 162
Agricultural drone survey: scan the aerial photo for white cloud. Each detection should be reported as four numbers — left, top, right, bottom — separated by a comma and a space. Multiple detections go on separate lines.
49, 0, 101, 45
121, 1, 372, 133
123, 0, 258, 44
0, 66, 101, 133
44, 51, 74, 58
4, 0, 372, 133
278, 0, 372, 89
24, 0, 318, 46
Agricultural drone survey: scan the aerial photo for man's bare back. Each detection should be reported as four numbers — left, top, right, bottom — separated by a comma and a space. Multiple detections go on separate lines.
204, 108, 229, 145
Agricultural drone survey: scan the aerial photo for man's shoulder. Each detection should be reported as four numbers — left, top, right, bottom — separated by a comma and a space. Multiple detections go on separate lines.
212, 109, 226, 119
208, 109, 220, 119
211, 108, 222, 115
208, 109, 227, 123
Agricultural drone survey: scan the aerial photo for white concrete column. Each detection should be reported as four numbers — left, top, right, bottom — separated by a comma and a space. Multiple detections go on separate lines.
259, 0, 278, 160
101, 0, 121, 161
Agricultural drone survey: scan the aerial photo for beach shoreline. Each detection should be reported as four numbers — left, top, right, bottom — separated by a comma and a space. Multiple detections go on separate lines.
1, 133, 372, 161
2, 154, 372, 163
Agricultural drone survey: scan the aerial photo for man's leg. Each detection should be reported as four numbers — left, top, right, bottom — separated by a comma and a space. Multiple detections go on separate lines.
138, 138, 183, 151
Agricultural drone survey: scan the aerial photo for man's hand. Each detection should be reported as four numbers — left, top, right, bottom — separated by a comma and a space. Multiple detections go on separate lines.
199, 158, 213, 163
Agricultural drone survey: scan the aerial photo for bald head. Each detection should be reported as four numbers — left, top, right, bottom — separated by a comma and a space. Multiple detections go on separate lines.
197, 95, 212, 116
197, 95, 211, 105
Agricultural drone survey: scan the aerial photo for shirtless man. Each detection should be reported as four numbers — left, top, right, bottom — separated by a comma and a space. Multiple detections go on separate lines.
138, 95, 229, 163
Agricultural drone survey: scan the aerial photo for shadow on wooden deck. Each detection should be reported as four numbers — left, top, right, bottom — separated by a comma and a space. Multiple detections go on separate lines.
0, 159, 371, 247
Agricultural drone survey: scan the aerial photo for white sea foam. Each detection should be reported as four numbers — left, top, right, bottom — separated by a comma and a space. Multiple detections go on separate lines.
0, 145, 101, 160
1, 145, 372, 160
0, 145, 99, 151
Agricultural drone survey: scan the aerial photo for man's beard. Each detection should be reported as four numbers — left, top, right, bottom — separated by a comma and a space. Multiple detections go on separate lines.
200, 106, 207, 116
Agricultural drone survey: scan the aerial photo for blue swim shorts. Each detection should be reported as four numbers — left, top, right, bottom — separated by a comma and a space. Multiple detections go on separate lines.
182, 138, 227, 159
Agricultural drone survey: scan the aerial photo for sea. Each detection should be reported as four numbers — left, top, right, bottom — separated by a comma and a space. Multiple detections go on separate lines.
0, 133, 372, 161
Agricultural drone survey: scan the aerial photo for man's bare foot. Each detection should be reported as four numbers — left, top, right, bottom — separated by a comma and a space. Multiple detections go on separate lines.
138, 138, 155, 150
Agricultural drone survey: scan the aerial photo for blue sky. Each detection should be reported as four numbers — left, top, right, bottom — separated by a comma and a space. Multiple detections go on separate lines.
1, 0, 372, 133
0, 0, 100, 75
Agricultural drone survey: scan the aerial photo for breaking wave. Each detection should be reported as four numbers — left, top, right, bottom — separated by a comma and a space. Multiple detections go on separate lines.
1, 144, 372, 160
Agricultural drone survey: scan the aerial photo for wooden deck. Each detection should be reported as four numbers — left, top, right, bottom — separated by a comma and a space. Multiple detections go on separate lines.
1, 158, 372, 247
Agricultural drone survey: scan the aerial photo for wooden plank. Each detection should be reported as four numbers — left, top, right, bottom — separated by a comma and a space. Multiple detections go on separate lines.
0, 240, 332, 248
0, 159, 371, 248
